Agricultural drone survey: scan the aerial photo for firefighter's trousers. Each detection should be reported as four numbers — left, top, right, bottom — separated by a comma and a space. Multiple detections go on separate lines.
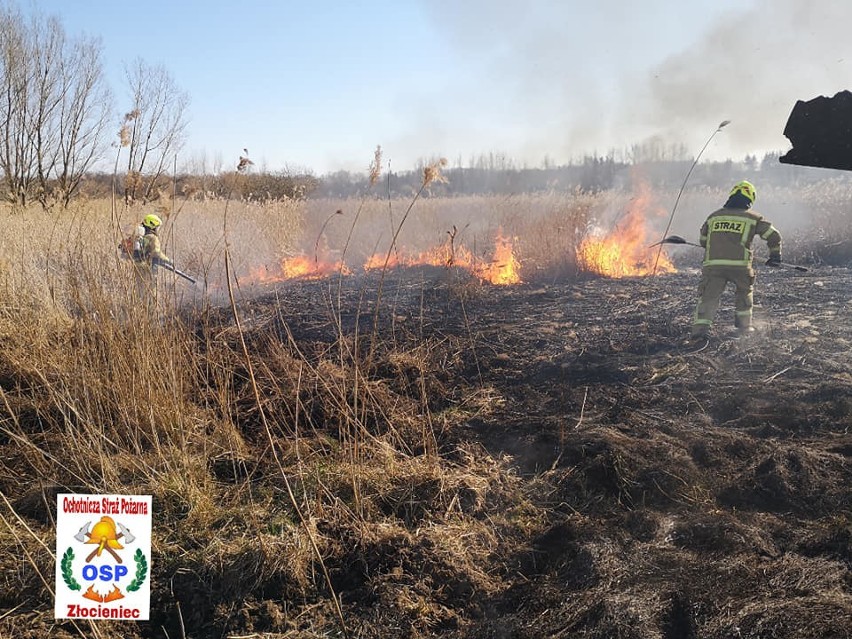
131, 262, 162, 317
692, 265, 755, 336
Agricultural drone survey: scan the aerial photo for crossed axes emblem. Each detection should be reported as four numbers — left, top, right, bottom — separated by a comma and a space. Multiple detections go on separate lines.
73, 516, 136, 563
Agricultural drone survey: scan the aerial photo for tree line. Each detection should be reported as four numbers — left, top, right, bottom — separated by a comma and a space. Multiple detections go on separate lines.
313, 150, 847, 199
2, 3, 846, 209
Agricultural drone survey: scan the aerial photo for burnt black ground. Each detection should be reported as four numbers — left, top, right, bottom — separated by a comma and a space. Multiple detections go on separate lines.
222, 264, 852, 638
3, 264, 850, 639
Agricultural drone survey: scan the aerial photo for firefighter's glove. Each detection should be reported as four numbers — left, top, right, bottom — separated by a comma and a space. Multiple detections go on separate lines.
765, 255, 782, 267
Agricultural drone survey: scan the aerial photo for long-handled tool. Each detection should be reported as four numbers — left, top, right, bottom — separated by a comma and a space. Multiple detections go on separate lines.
649, 235, 702, 248
652, 120, 731, 275
767, 261, 809, 272
155, 260, 197, 284
649, 235, 809, 271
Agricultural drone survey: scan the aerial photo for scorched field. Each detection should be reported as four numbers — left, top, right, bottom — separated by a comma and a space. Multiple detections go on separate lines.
0, 186, 850, 639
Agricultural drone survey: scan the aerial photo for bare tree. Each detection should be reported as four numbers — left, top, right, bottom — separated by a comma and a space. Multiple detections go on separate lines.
48, 32, 112, 207
0, 6, 112, 208
122, 59, 189, 203
28, 15, 65, 206
0, 5, 37, 206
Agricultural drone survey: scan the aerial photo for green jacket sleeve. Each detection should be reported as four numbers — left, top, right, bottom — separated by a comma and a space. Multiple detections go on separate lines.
756, 218, 782, 256
143, 234, 171, 265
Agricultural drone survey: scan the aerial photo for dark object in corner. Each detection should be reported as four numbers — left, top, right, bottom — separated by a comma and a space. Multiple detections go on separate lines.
779, 90, 852, 171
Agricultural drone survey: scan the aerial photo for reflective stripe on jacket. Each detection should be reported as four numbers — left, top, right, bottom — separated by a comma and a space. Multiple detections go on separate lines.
699, 207, 781, 267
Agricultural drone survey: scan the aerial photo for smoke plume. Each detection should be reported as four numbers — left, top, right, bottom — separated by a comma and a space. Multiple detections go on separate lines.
410, 0, 852, 164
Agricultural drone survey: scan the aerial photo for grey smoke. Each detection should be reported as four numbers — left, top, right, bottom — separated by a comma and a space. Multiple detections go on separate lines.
408, 0, 852, 165
635, 0, 852, 160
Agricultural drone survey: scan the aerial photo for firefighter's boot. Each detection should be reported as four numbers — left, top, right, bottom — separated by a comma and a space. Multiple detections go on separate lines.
734, 312, 755, 336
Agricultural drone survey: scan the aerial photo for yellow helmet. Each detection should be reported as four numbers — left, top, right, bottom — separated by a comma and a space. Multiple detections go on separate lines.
86, 516, 124, 552
142, 214, 162, 230
729, 180, 756, 204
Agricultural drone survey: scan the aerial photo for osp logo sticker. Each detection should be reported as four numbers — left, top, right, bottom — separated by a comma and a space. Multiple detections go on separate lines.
55, 494, 152, 620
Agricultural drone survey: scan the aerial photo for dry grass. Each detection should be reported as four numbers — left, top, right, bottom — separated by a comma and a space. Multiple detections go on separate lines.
0, 193, 533, 637
300, 181, 839, 283
0, 181, 850, 638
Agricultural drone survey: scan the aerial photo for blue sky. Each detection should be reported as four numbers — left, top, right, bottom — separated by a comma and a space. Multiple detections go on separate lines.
21, 0, 852, 175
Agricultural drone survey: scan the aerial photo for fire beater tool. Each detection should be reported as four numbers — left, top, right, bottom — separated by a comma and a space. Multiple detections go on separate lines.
652, 120, 731, 275
650, 235, 809, 271
649, 235, 702, 248
154, 259, 197, 284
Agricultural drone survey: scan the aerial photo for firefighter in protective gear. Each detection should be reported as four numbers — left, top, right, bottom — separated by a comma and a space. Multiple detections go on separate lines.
139, 214, 171, 266
690, 180, 782, 338
133, 214, 172, 297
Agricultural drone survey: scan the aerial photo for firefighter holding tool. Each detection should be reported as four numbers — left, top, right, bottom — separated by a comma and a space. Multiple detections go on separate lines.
132, 214, 172, 295
690, 180, 782, 340
119, 213, 196, 307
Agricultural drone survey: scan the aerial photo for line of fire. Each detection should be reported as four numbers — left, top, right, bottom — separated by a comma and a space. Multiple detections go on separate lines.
241, 181, 674, 286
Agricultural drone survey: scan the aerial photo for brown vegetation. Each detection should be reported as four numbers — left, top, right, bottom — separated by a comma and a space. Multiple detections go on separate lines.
0, 188, 849, 638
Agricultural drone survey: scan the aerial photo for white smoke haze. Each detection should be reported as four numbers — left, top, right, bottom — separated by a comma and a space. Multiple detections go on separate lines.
636, 0, 852, 159
406, 0, 852, 166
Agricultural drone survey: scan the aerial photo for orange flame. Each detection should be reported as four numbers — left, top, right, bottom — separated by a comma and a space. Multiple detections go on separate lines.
83, 585, 103, 602
103, 585, 125, 602
362, 230, 521, 285
247, 255, 350, 283
364, 245, 456, 271
364, 252, 399, 270
578, 181, 675, 278
244, 232, 523, 285
82, 584, 124, 603
476, 230, 522, 285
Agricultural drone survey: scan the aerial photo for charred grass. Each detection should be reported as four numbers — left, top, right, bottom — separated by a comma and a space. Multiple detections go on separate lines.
0, 193, 850, 638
